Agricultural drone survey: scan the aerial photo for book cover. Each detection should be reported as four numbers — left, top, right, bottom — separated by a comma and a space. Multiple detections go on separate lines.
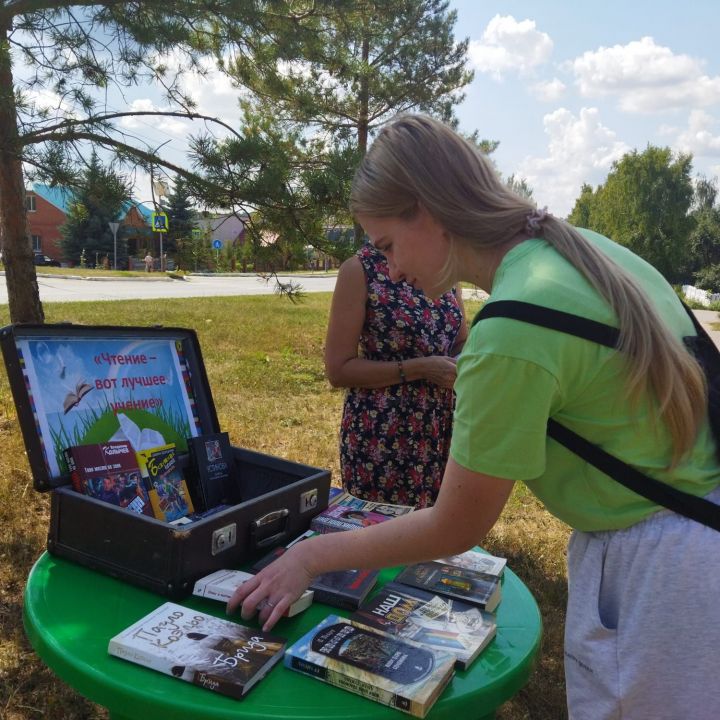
436, 547, 507, 577
284, 614, 454, 718
192, 569, 313, 617
351, 582, 496, 670
136, 443, 195, 522
330, 491, 415, 519
64, 441, 152, 516
310, 502, 399, 535
251, 546, 378, 611
186, 432, 237, 511
108, 602, 286, 699
393, 562, 502, 613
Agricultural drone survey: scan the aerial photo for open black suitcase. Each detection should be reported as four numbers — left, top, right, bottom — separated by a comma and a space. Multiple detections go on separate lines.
1, 323, 331, 599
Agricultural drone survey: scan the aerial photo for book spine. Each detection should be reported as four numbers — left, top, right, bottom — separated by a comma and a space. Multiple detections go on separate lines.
63, 449, 83, 493
288, 655, 420, 717
310, 588, 359, 610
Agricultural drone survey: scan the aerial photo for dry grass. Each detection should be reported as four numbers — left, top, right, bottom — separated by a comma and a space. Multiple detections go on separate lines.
0, 294, 570, 720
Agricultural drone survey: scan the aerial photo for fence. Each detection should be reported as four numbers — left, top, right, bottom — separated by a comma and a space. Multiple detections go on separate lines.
682, 284, 720, 307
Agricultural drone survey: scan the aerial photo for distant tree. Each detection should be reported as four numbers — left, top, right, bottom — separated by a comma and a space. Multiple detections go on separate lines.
60, 153, 132, 266
162, 177, 197, 255
688, 176, 720, 275
567, 183, 598, 228
506, 174, 534, 201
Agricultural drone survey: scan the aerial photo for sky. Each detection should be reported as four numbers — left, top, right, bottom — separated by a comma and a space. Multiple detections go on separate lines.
26, 1, 720, 219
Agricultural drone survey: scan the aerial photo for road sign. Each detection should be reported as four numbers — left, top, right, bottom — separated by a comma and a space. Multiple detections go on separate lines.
192, 228, 202, 240
151, 212, 168, 232
212, 239, 222, 250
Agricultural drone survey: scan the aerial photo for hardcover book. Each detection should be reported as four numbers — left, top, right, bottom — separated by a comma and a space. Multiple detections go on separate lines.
64, 441, 152, 516
284, 614, 455, 718
186, 432, 237, 511
310, 502, 402, 535
251, 546, 378, 611
436, 547, 507, 577
351, 582, 496, 670
192, 568, 314, 617
136, 443, 195, 523
108, 601, 286, 699
394, 562, 502, 613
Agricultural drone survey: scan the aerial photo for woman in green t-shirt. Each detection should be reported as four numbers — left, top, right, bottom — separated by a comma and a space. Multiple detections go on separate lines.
229, 114, 720, 720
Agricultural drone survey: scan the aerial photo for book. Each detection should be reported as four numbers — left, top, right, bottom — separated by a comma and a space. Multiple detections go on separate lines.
436, 547, 507, 578
186, 432, 237, 511
310, 501, 408, 535
393, 562, 502, 613
62, 379, 92, 413
331, 491, 416, 518
136, 443, 195, 522
284, 614, 455, 718
108, 601, 286, 699
64, 441, 152, 516
351, 582, 496, 670
251, 545, 379, 611
192, 569, 314, 617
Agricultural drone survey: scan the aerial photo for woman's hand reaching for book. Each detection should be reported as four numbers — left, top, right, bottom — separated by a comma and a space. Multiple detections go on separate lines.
226, 543, 315, 632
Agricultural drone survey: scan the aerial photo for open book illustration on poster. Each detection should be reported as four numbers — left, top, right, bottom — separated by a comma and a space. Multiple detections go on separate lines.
17, 336, 202, 477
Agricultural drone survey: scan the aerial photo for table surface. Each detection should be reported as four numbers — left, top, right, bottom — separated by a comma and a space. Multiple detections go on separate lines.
24, 552, 542, 720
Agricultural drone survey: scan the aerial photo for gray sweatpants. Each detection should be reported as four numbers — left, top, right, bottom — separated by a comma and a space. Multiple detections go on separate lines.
565, 486, 720, 720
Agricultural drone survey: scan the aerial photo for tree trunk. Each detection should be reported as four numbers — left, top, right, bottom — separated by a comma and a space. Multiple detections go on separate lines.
0, 28, 43, 323
354, 30, 371, 248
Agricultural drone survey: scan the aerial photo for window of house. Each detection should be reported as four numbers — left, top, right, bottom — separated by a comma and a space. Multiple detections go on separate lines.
31, 235, 41, 251
26, 195, 36, 212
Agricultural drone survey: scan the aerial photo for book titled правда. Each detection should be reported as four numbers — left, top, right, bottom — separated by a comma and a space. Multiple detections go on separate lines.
108, 601, 286, 699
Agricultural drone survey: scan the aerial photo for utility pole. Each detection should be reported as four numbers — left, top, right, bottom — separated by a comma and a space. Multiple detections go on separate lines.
108, 222, 119, 270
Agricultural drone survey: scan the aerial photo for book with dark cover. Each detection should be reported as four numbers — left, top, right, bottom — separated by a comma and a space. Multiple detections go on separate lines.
108, 601, 286, 699
284, 614, 455, 718
394, 562, 502, 613
351, 582, 496, 670
310, 502, 399, 534
186, 432, 237, 511
436, 547, 507, 577
64, 441, 152, 516
251, 545, 378, 611
136, 443, 195, 523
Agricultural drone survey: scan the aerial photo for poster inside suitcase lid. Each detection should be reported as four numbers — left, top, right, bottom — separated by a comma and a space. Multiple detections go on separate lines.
0, 323, 219, 491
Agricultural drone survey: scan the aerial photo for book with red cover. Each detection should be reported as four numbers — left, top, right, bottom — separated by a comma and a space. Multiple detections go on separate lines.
64, 441, 152, 516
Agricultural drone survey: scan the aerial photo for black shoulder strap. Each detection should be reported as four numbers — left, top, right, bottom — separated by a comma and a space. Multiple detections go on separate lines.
473, 300, 720, 531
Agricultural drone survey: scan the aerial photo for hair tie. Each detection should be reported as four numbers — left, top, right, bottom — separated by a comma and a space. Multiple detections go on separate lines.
526, 206, 548, 236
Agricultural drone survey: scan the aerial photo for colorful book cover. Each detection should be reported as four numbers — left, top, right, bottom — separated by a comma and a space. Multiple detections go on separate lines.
108, 602, 286, 699
393, 562, 502, 613
436, 547, 507, 577
331, 491, 415, 518
192, 569, 313, 617
310, 502, 397, 534
136, 443, 195, 522
64, 441, 152, 516
284, 614, 455, 718
351, 582, 496, 670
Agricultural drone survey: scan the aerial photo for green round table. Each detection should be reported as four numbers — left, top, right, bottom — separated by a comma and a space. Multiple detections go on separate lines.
24, 552, 541, 720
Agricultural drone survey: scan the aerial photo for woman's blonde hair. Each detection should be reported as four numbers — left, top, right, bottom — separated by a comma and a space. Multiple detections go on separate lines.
350, 114, 706, 464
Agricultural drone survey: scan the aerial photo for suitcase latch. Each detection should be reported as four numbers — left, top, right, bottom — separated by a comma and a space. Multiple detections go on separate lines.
250, 508, 290, 549
211, 523, 237, 555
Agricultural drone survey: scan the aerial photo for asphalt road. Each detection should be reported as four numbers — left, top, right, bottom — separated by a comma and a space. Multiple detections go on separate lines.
0, 273, 339, 304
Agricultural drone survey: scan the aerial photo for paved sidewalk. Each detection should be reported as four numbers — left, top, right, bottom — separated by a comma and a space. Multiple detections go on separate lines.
693, 309, 720, 349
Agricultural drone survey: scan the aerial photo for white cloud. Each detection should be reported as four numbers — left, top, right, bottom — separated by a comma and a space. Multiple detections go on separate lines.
516, 107, 630, 216
572, 36, 720, 113
675, 110, 720, 157
530, 77, 566, 102
468, 15, 553, 80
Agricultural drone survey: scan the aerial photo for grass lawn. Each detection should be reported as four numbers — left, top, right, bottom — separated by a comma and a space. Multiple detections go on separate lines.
0, 293, 569, 720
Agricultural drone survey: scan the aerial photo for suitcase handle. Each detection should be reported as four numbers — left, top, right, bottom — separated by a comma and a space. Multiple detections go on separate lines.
250, 508, 289, 549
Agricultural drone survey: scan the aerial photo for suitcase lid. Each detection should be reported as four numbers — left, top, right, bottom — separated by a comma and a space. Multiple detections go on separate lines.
0, 323, 220, 491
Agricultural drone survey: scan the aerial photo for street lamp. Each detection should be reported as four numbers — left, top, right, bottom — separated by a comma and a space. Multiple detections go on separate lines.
108, 222, 120, 270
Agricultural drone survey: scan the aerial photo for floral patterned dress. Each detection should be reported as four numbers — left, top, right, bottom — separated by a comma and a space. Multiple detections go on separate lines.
339, 244, 464, 508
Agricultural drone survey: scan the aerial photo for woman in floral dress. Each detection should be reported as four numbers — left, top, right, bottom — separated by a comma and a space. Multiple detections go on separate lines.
325, 242, 467, 508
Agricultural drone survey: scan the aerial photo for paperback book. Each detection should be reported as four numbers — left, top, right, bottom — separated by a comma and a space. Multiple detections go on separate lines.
64, 441, 152, 516
330, 491, 415, 518
136, 443, 195, 523
394, 562, 502, 613
351, 582, 496, 670
251, 546, 378, 611
284, 614, 455, 718
108, 601, 286, 699
436, 547, 507, 578
310, 502, 403, 535
186, 432, 237, 511
192, 568, 314, 617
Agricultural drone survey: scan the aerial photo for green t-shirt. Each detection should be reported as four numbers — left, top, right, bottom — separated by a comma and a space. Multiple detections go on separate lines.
450, 229, 720, 531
